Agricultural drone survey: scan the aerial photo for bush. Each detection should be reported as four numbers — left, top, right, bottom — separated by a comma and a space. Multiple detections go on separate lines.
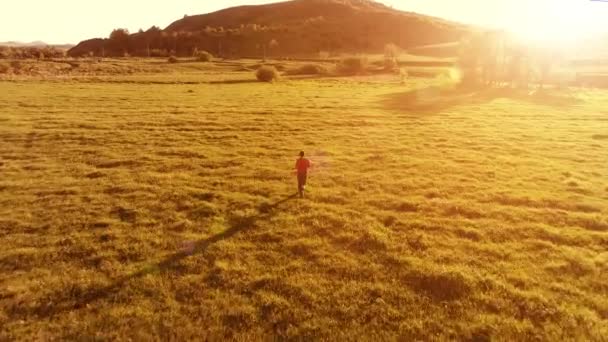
10, 60, 22, 71
337, 56, 367, 75
256, 66, 280, 82
0, 47, 10, 59
0, 62, 9, 74
285, 63, 328, 76
7, 60, 25, 74
168, 56, 178, 64
195, 50, 213, 62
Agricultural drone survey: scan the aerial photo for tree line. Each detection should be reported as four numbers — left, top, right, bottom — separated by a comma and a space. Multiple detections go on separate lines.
459, 30, 561, 89
0, 46, 67, 59
70, 26, 287, 58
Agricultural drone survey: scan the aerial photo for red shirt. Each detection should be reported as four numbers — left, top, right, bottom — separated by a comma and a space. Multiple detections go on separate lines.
295, 158, 311, 174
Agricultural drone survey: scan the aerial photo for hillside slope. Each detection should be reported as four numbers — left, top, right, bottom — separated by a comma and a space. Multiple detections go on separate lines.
69, 0, 467, 57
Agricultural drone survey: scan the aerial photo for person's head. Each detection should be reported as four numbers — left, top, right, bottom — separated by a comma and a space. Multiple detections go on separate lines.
299, 151, 305, 158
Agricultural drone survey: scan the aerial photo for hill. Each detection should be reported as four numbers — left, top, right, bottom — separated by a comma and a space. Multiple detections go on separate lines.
0, 41, 48, 47
69, 0, 467, 57
0, 41, 74, 49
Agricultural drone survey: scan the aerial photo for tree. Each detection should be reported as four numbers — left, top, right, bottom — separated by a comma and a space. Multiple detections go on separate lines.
458, 34, 482, 85
384, 43, 400, 59
384, 43, 400, 73
536, 49, 555, 89
171, 32, 178, 55
458, 31, 502, 86
268, 39, 279, 58
109, 28, 130, 56
507, 48, 524, 88
479, 31, 504, 85
110, 28, 130, 41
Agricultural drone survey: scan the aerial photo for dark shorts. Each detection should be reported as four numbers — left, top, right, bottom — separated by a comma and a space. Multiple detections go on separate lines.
297, 173, 307, 191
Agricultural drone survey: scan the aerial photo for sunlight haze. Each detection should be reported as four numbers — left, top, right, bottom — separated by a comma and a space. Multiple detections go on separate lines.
3, 0, 608, 339
1, 0, 607, 44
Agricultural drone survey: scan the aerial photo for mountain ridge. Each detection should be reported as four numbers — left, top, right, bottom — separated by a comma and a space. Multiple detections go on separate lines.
69, 0, 468, 57
1, 41, 74, 48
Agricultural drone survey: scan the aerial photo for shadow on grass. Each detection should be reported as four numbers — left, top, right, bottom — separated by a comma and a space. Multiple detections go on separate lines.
33, 194, 298, 318
96, 79, 259, 85
382, 85, 582, 115
207, 79, 259, 85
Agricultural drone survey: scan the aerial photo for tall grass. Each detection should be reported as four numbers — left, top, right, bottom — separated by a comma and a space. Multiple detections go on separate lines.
0, 61, 606, 340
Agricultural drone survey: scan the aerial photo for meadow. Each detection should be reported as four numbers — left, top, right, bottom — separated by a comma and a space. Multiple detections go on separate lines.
0, 58, 607, 340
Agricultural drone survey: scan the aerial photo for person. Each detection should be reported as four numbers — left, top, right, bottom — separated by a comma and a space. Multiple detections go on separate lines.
294, 151, 311, 198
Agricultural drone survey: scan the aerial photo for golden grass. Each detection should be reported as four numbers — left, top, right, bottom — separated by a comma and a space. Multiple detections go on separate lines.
0, 63, 607, 340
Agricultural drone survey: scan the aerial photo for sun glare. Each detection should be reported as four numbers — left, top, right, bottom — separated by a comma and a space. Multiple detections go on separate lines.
3, 0, 608, 340
508, 0, 606, 44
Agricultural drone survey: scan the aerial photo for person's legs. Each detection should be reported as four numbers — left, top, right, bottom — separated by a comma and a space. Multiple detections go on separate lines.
297, 173, 303, 196
297, 173, 307, 198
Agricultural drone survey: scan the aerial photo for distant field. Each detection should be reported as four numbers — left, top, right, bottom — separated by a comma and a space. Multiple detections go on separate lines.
0, 56, 453, 78
0, 60, 607, 340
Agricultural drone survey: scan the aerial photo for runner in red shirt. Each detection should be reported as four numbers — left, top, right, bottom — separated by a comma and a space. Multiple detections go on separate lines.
295, 151, 311, 198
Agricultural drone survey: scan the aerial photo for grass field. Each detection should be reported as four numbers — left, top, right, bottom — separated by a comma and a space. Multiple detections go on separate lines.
1, 59, 607, 340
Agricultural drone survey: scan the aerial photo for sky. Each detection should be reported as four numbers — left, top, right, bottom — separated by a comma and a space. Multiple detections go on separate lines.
1, 0, 607, 44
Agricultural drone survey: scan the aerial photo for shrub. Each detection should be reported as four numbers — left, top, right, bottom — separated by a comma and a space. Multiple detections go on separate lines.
168, 56, 178, 63
337, 56, 367, 75
0, 62, 9, 74
256, 66, 280, 82
285, 63, 328, 76
195, 50, 213, 62
0, 47, 10, 58
10, 60, 22, 71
